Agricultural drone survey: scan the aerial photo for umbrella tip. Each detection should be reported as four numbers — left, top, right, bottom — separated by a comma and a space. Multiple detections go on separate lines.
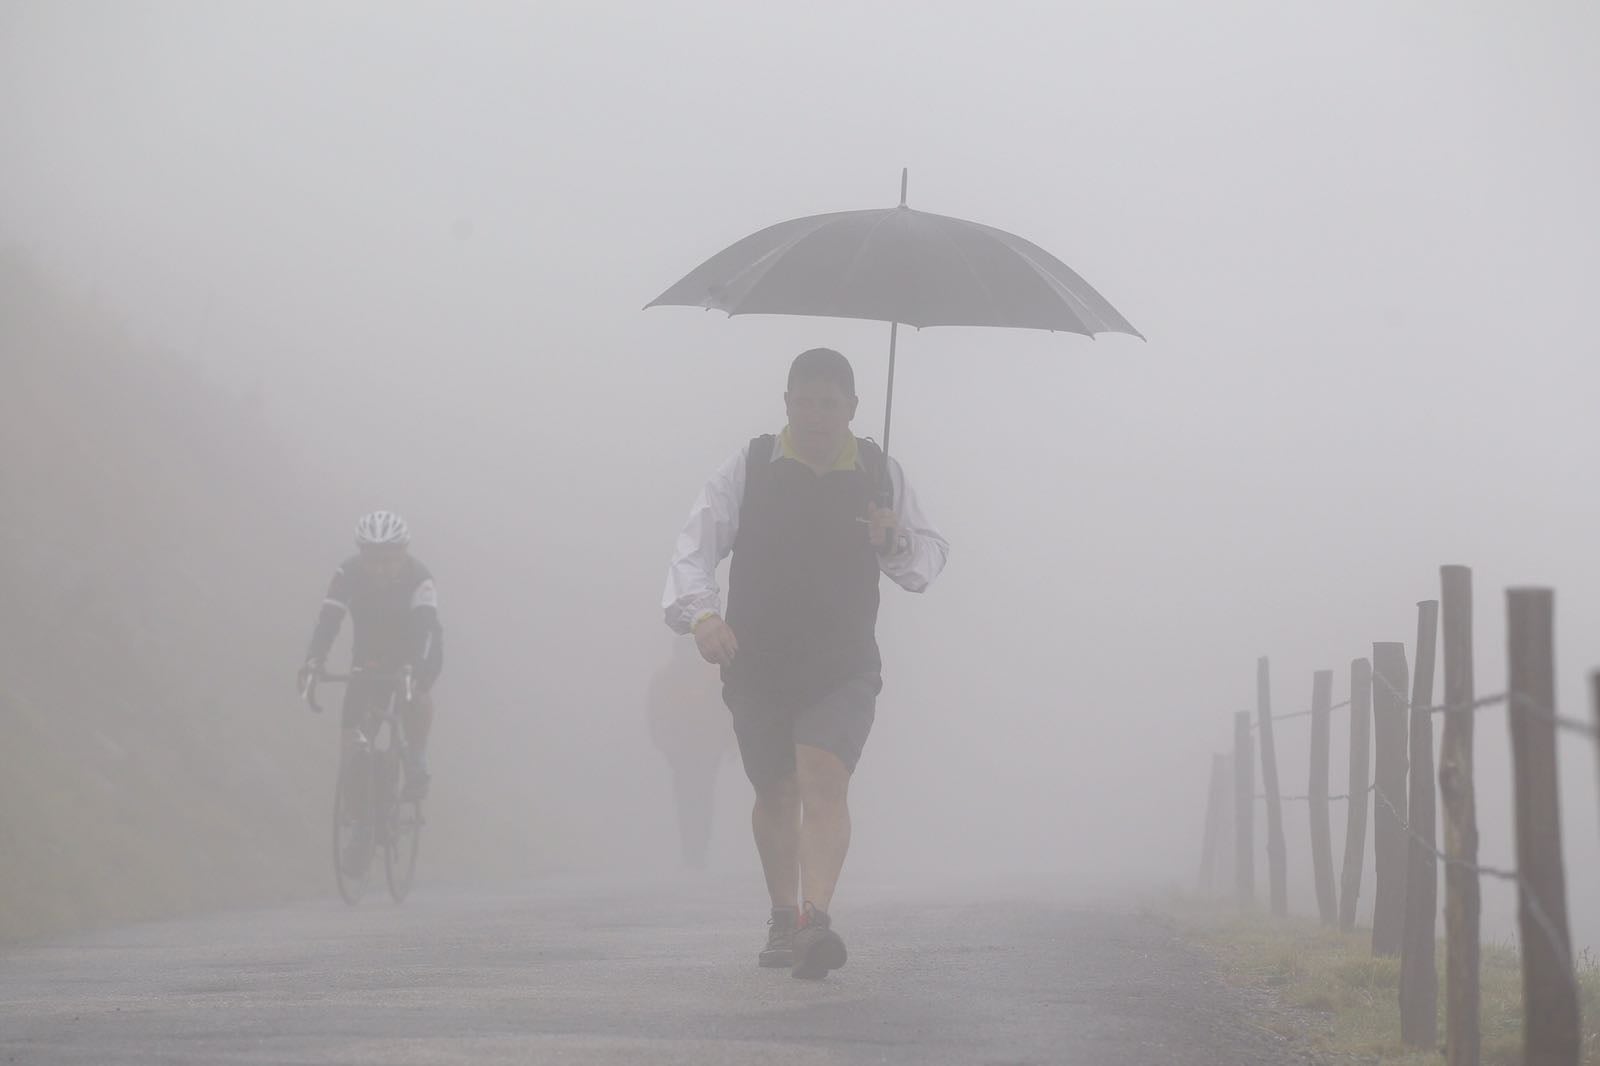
899, 168, 908, 207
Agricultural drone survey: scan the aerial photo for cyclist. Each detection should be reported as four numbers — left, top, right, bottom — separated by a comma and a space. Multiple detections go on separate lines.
298, 510, 442, 802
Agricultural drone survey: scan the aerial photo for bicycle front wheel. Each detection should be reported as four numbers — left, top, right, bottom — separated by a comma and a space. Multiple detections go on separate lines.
384, 791, 423, 903
332, 750, 376, 905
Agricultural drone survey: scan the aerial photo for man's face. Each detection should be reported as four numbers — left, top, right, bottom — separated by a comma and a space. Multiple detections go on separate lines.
358, 544, 410, 584
784, 377, 857, 459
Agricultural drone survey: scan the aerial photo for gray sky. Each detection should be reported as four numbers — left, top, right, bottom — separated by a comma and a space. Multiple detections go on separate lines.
3, 0, 1597, 939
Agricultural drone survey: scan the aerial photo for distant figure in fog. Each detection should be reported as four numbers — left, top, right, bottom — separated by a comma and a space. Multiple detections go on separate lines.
662, 347, 948, 979
647, 637, 732, 871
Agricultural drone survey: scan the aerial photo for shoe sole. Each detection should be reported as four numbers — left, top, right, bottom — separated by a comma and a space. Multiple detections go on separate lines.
758, 949, 793, 968
790, 934, 847, 980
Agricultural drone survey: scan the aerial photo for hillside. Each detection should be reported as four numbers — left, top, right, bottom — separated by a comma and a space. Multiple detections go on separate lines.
0, 255, 342, 940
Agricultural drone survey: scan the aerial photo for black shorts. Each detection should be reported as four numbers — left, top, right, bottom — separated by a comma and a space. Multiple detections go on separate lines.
725, 675, 881, 788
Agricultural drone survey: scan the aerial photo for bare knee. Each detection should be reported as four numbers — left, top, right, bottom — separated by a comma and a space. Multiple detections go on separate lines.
754, 774, 799, 816
795, 745, 849, 811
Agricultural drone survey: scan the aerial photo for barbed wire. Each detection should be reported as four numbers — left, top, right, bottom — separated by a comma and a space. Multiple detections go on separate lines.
1266, 709, 1313, 724
1248, 696, 1354, 730
1509, 692, 1600, 741
1365, 666, 1506, 718
1218, 654, 1594, 1008
1365, 668, 1598, 742
1371, 783, 1579, 998
1260, 782, 1374, 804
1371, 782, 1515, 881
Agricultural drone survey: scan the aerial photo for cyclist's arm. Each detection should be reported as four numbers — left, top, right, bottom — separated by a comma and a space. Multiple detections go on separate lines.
409, 578, 440, 691
306, 565, 352, 663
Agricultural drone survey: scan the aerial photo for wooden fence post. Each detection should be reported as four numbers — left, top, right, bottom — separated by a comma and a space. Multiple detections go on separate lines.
1506, 587, 1579, 1065
1371, 641, 1410, 957
1400, 600, 1440, 1047
1198, 752, 1229, 894
1439, 565, 1480, 1066
1339, 657, 1373, 933
1308, 669, 1337, 926
1257, 657, 1288, 917
1234, 711, 1255, 909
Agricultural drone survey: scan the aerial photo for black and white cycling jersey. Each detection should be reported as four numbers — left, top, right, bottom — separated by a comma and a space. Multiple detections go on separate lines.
306, 555, 442, 689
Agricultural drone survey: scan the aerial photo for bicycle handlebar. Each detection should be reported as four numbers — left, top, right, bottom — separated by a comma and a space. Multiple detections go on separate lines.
301, 666, 414, 715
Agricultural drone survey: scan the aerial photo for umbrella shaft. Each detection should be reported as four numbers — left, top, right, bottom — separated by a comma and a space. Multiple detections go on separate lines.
880, 320, 898, 506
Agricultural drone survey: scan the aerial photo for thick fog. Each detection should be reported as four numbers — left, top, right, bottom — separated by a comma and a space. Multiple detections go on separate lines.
2, 0, 1597, 949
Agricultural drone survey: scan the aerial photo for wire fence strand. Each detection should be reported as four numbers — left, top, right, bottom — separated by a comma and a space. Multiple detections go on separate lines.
1363, 665, 1599, 745
1248, 696, 1354, 730
1261, 782, 1374, 804
1216, 643, 1596, 1030
1371, 782, 1580, 1001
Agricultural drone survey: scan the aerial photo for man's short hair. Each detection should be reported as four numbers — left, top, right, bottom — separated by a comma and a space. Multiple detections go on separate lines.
787, 348, 856, 397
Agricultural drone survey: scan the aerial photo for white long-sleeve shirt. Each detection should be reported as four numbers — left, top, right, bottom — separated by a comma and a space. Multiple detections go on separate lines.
662, 434, 949, 635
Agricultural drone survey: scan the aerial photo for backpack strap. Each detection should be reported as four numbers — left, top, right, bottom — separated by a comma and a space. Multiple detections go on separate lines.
736, 434, 777, 536
748, 433, 777, 469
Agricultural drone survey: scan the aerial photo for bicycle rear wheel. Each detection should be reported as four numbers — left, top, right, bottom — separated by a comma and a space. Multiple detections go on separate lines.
332, 751, 376, 905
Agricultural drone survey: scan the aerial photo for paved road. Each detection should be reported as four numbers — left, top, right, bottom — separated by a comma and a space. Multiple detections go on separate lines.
0, 879, 1305, 1065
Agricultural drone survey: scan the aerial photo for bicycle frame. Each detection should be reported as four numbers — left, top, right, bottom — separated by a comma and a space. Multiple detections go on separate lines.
303, 665, 423, 903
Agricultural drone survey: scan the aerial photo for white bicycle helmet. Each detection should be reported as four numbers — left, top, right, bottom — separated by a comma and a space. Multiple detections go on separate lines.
354, 510, 411, 548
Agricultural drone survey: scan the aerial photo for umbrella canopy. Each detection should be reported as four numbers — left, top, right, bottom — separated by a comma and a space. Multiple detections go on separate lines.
647, 202, 1143, 339
647, 172, 1143, 506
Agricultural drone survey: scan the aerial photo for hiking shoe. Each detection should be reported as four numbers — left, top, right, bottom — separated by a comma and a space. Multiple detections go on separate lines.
759, 907, 797, 968
790, 902, 847, 980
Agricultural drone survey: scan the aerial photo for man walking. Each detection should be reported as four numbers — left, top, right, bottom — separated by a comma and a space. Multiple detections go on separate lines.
662, 347, 948, 979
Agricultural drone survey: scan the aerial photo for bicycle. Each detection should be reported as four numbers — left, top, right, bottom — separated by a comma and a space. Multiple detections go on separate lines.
301, 666, 424, 904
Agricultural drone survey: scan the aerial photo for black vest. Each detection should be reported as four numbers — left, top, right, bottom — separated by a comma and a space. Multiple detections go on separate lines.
724, 435, 885, 708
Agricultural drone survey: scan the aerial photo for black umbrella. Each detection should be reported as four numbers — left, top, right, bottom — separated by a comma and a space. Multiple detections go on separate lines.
648, 171, 1142, 482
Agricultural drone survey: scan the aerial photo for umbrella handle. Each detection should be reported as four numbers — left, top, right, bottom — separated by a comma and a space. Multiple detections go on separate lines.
873, 317, 899, 556
880, 320, 898, 478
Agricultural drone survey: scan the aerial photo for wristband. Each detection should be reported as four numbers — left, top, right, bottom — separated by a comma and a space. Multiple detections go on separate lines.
691, 610, 718, 632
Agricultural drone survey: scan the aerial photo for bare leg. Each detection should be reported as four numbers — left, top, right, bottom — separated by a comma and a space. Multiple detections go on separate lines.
398, 693, 435, 798
402, 692, 434, 755
752, 774, 801, 909
339, 728, 367, 809
796, 744, 851, 912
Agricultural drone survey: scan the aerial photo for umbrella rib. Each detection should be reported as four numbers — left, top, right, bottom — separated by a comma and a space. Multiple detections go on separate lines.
1008, 243, 1101, 326
924, 216, 1007, 326
720, 214, 856, 310
980, 225, 1139, 336
976, 225, 1100, 331
834, 209, 908, 309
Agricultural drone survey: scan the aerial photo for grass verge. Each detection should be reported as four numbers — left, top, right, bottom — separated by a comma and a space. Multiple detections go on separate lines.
1169, 899, 1600, 1065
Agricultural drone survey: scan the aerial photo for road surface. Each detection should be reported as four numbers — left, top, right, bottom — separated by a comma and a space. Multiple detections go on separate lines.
0, 879, 1308, 1065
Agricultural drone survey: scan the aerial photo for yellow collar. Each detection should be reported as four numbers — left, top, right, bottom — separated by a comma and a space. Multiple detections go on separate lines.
778, 427, 858, 473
